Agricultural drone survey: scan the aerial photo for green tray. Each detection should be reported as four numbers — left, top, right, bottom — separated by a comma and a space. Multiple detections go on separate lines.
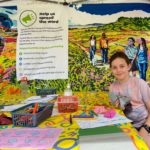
79, 125, 122, 136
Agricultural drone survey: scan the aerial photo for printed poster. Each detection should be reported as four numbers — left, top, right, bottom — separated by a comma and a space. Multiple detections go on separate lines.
16, 4, 68, 80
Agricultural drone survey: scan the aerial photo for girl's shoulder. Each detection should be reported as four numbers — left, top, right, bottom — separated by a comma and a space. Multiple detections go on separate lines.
111, 77, 141, 87
130, 77, 148, 87
110, 77, 149, 93
109, 80, 119, 91
129, 76, 141, 83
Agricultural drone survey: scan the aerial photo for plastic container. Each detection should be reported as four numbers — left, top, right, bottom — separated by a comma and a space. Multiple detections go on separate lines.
11, 103, 54, 127
64, 83, 72, 96
57, 96, 78, 113
20, 77, 29, 97
36, 88, 56, 96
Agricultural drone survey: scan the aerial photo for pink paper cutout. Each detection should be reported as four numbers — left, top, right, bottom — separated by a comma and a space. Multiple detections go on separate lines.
94, 106, 107, 114
104, 109, 116, 118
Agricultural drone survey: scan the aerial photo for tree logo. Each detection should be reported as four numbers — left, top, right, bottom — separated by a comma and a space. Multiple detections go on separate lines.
19, 10, 37, 27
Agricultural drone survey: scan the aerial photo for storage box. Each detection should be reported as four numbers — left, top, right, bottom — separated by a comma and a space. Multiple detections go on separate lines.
36, 88, 56, 96
11, 103, 54, 127
57, 96, 78, 113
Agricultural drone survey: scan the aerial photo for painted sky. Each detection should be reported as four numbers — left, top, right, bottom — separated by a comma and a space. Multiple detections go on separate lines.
73, 3, 150, 15
0, 6, 17, 27
69, 3, 150, 25
0, 6, 17, 15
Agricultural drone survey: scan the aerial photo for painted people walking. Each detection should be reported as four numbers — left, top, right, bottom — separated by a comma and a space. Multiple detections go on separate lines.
137, 38, 148, 81
99, 32, 109, 64
89, 35, 96, 65
116, 37, 138, 76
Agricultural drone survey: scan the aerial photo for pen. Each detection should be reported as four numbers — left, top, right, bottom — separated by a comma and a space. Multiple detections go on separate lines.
69, 114, 72, 125
32, 103, 38, 114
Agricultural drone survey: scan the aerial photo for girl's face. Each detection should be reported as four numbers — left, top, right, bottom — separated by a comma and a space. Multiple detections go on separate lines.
111, 58, 131, 83
138, 38, 142, 45
128, 39, 134, 46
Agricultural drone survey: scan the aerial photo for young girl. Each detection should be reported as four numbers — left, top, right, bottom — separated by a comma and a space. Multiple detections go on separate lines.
109, 51, 150, 148
137, 38, 148, 81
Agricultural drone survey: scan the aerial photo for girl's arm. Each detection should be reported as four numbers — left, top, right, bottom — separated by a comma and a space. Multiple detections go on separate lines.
139, 79, 150, 125
115, 43, 127, 47
138, 79, 150, 148
143, 100, 150, 125
89, 40, 91, 47
145, 47, 148, 60
131, 47, 139, 64
139, 100, 150, 148
99, 39, 102, 49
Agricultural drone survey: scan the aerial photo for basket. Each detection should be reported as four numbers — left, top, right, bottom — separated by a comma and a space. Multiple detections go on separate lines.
57, 96, 78, 113
36, 88, 56, 96
11, 103, 54, 127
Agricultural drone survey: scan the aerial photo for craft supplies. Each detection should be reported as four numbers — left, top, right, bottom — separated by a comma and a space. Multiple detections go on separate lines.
0, 113, 12, 125
73, 114, 94, 118
69, 114, 72, 124
11, 103, 54, 127
76, 113, 132, 129
20, 77, 29, 97
89, 110, 98, 117
94, 106, 107, 114
57, 96, 78, 113
64, 83, 72, 96
32, 103, 38, 114
104, 109, 116, 118
22, 94, 58, 104
36, 88, 56, 97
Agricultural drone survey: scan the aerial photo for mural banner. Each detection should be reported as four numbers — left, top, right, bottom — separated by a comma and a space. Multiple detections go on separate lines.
67, 3, 150, 91
0, 3, 150, 103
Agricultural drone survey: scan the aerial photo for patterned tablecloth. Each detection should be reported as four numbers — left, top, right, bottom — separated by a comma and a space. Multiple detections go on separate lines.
0, 91, 149, 150
0, 111, 149, 150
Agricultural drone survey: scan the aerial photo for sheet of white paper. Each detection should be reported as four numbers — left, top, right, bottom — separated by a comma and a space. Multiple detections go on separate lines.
80, 132, 137, 150
0, 104, 28, 112
76, 114, 132, 129
21, 94, 58, 103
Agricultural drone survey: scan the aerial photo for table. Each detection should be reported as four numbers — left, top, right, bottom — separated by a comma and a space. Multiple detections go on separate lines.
0, 93, 149, 150
0, 113, 149, 150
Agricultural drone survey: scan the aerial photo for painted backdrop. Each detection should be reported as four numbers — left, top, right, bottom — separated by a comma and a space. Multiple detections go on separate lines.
0, 3, 150, 104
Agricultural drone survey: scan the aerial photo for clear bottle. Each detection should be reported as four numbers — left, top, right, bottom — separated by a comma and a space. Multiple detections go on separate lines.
64, 83, 72, 96
20, 77, 29, 97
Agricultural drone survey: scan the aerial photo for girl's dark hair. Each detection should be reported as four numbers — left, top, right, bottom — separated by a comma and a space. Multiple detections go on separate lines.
128, 37, 135, 46
89, 35, 96, 40
128, 37, 135, 43
138, 37, 147, 49
109, 51, 130, 67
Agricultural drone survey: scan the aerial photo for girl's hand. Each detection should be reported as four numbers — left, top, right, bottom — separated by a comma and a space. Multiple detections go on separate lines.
131, 59, 134, 65
139, 127, 150, 148
114, 100, 120, 108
